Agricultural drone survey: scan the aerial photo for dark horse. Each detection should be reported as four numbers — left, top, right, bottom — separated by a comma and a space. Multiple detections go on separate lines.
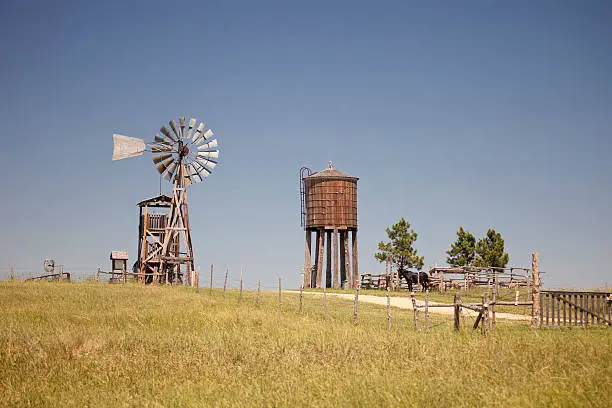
397, 268, 430, 292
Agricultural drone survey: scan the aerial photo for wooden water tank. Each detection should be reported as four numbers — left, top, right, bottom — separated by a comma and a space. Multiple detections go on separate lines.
303, 165, 358, 229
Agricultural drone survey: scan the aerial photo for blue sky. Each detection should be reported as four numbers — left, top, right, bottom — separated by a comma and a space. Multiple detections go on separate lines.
1, 0, 610, 288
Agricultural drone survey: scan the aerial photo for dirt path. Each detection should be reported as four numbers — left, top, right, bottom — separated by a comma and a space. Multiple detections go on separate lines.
292, 291, 530, 321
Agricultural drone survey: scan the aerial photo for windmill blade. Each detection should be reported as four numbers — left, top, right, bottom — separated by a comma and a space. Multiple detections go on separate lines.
160, 125, 176, 142
196, 157, 213, 177
190, 122, 206, 143
155, 134, 172, 145
151, 143, 173, 152
193, 160, 212, 178
169, 120, 181, 141
197, 139, 218, 150
186, 118, 197, 141
163, 161, 178, 180
112, 134, 146, 160
198, 150, 219, 159
193, 129, 214, 145
155, 156, 175, 174
152, 153, 172, 164
196, 157, 217, 171
187, 163, 203, 183
179, 117, 186, 141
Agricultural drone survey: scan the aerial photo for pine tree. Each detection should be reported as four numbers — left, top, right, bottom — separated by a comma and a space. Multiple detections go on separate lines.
446, 227, 476, 267
375, 217, 424, 271
473, 229, 509, 268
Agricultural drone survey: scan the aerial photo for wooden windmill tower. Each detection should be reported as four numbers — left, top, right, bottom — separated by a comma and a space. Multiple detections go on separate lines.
112, 117, 219, 284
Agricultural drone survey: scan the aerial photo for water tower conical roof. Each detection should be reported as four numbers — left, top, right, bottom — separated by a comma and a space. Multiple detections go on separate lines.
303, 162, 358, 181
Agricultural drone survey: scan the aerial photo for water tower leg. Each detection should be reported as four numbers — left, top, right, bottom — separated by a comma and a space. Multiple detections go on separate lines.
313, 230, 320, 287
333, 229, 339, 289
326, 230, 332, 288
352, 229, 359, 289
316, 229, 324, 288
304, 230, 312, 288
340, 231, 347, 286
344, 231, 351, 288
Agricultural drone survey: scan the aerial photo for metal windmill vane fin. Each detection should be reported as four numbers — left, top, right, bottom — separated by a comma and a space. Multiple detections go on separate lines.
185, 118, 197, 141
201, 129, 214, 142
198, 150, 219, 159
155, 134, 171, 144
194, 159, 212, 177
163, 161, 178, 180
187, 163, 202, 183
191, 122, 206, 143
179, 117, 186, 141
151, 143, 172, 152
160, 125, 176, 142
152, 153, 172, 164
197, 139, 218, 150
156, 156, 175, 174
197, 157, 217, 170
112, 134, 146, 160
169, 120, 181, 141
193, 128, 213, 145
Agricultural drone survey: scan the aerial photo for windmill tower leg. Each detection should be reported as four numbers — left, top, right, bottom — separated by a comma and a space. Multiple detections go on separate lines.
159, 176, 193, 285
183, 195, 195, 285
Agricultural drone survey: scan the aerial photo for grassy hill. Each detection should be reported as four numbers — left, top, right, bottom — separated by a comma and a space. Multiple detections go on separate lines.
0, 281, 610, 407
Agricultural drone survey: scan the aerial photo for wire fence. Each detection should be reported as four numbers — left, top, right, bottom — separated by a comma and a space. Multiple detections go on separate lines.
6, 263, 609, 332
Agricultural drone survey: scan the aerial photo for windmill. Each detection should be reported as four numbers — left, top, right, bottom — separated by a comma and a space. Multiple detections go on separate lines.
112, 116, 219, 284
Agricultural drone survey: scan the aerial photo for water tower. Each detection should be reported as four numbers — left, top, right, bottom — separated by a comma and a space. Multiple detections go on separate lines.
300, 162, 359, 288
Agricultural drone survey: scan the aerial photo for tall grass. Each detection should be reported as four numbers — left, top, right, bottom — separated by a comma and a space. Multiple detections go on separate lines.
0, 281, 609, 407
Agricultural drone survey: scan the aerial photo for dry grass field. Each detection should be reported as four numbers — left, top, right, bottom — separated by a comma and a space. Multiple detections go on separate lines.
1, 281, 610, 407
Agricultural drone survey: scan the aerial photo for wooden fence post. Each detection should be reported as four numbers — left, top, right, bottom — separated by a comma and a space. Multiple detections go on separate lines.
491, 285, 497, 330
532, 253, 541, 328
121, 264, 126, 284
210, 264, 213, 293
527, 272, 531, 301
425, 289, 430, 330
278, 277, 282, 311
410, 292, 419, 330
353, 288, 359, 325
323, 283, 327, 319
196, 267, 200, 293
96, 267, 100, 282
299, 282, 303, 313
239, 267, 243, 300
482, 293, 488, 335
453, 294, 460, 332
257, 280, 261, 307
223, 268, 228, 297
387, 286, 391, 330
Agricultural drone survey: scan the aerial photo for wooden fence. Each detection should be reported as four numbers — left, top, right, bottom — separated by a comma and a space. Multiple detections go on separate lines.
540, 290, 611, 328
25, 272, 71, 281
